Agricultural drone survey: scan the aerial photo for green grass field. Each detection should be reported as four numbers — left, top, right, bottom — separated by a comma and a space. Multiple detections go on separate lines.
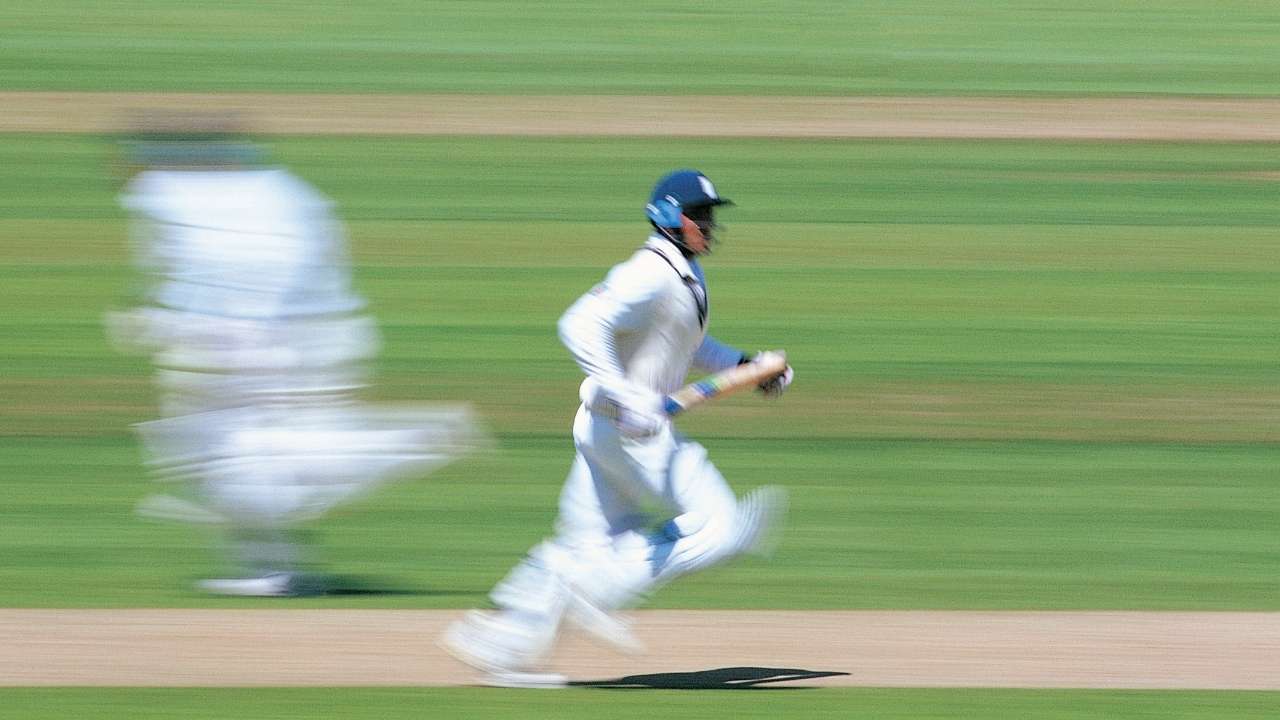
4, 688, 1278, 720
3, 0, 1280, 95
1, 135, 1276, 612
4, 2, 1280, 715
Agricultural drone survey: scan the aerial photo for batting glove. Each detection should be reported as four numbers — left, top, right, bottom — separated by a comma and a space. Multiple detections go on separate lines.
746, 350, 793, 399
760, 365, 794, 398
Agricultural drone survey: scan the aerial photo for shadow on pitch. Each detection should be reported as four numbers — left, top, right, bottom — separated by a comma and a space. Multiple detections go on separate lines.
570, 666, 849, 690
317, 586, 475, 598
304, 575, 481, 597
191, 574, 483, 598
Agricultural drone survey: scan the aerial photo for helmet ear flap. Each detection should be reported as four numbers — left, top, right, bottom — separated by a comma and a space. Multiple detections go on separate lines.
645, 195, 683, 230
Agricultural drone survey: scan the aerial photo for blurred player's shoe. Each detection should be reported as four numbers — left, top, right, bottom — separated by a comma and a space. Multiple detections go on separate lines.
441, 610, 566, 688
479, 670, 570, 689
196, 572, 296, 597
566, 588, 644, 654
733, 485, 789, 558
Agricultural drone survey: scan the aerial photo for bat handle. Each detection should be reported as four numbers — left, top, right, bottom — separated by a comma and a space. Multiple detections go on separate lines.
663, 396, 685, 416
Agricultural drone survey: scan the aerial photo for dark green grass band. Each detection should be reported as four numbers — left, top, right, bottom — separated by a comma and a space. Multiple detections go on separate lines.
2, 688, 1278, 720
5, 1, 1280, 95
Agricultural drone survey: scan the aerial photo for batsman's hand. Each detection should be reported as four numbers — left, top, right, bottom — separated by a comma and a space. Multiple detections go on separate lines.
753, 350, 794, 399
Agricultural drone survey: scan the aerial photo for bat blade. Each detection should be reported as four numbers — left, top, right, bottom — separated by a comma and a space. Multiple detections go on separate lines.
664, 351, 788, 416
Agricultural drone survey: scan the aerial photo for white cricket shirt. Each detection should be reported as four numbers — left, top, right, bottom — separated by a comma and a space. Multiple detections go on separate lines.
559, 236, 744, 397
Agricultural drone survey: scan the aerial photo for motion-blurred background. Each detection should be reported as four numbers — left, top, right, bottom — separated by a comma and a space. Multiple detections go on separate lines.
1, 1, 1278, 717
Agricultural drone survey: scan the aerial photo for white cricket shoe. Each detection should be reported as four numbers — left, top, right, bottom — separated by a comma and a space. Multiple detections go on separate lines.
566, 588, 644, 655
733, 485, 789, 558
196, 572, 296, 597
441, 611, 567, 688
480, 670, 571, 689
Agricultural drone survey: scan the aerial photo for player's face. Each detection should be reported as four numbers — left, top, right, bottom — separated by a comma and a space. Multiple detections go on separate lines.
679, 214, 709, 254
681, 205, 716, 255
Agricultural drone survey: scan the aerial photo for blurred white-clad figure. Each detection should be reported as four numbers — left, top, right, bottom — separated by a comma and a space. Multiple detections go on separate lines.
109, 127, 482, 596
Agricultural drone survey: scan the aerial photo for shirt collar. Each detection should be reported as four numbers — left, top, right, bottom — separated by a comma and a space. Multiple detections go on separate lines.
644, 236, 696, 281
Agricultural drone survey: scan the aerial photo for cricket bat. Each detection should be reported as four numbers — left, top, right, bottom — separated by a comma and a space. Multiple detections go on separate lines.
663, 351, 788, 416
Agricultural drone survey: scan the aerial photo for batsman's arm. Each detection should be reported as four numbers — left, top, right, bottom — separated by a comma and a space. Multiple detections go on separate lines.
664, 351, 788, 416
692, 333, 748, 374
558, 263, 664, 382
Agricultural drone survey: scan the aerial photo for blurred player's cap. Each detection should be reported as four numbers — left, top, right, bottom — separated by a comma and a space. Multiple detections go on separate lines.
118, 111, 263, 169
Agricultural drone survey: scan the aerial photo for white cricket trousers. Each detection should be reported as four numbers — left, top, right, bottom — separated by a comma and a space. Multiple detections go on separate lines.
492, 405, 744, 616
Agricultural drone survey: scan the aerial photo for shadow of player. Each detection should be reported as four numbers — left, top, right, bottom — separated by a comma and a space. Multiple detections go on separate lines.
198, 574, 485, 598
570, 666, 849, 690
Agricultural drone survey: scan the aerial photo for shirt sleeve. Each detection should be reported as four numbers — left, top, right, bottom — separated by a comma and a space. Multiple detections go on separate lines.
693, 334, 748, 374
558, 256, 666, 382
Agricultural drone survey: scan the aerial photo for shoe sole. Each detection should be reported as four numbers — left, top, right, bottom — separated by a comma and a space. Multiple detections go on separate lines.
740, 485, 789, 558
195, 578, 294, 597
440, 617, 561, 682
439, 631, 567, 688
482, 670, 569, 689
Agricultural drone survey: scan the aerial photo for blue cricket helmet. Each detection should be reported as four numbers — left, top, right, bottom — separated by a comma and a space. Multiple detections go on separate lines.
645, 169, 733, 230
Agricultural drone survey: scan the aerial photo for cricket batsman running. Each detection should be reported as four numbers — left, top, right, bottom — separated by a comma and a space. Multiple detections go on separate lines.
444, 169, 793, 686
